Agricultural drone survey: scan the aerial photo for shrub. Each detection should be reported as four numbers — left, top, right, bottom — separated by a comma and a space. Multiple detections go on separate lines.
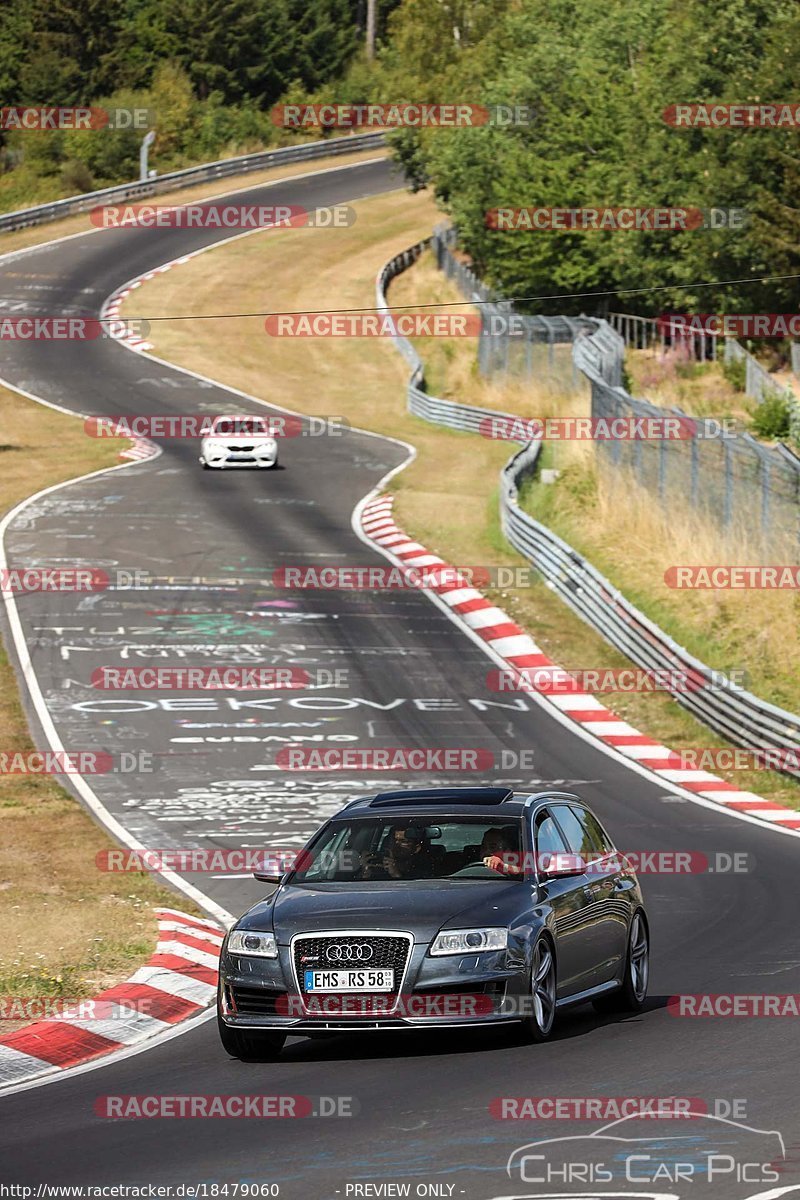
722, 353, 746, 393
750, 390, 791, 440
60, 159, 95, 195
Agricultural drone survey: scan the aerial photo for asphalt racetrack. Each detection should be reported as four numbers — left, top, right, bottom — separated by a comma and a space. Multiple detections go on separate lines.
0, 155, 799, 1200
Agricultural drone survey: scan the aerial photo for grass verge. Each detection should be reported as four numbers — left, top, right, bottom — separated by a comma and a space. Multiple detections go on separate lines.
118, 192, 800, 809
0, 384, 200, 1014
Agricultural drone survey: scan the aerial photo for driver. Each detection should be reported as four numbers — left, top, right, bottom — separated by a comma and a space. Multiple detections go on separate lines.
481, 827, 522, 876
360, 825, 438, 880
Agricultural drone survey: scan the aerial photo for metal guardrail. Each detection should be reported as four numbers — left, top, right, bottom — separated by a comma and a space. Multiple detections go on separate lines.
376, 240, 530, 437
500, 441, 800, 779
609, 311, 719, 361
378, 236, 800, 779
0, 132, 387, 233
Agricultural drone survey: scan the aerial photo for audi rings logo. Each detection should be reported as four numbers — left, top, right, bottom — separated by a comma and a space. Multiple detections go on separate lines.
325, 943, 374, 962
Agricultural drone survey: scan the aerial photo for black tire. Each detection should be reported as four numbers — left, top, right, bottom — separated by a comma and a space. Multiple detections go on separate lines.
217, 1010, 286, 1060
519, 935, 557, 1042
593, 910, 649, 1015
202, 462, 211, 470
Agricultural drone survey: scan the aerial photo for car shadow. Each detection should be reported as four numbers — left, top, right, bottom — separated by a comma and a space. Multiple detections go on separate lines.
262, 995, 672, 1063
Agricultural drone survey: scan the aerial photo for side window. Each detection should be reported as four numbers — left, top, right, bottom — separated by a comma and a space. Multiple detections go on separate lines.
571, 806, 615, 855
534, 809, 569, 858
550, 805, 596, 857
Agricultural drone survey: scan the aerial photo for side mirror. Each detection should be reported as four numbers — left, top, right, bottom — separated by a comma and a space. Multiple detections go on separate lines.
539, 852, 586, 879
253, 871, 283, 884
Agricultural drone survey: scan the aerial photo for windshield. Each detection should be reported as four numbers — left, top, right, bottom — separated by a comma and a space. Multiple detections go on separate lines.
288, 816, 525, 883
212, 417, 268, 437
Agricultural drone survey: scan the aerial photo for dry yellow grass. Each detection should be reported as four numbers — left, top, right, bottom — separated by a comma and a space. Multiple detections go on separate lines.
626, 347, 751, 423
526, 457, 800, 711
119, 190, 800, 808
0, 384, 198, 1006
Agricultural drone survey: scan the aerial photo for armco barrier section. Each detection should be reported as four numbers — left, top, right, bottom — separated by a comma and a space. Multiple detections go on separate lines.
378, 237, 800, 780
433, 229, 800, 548
376, 240, 533, 437
0, 132, 386, 233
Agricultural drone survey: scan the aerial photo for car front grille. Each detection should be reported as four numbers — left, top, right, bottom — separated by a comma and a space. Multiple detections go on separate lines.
293, 934, 411, 996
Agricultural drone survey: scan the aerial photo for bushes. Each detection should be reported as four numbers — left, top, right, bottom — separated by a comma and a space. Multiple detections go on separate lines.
750, 391, 791, 440
722, 354, 747, 393
0, 65, 286, 210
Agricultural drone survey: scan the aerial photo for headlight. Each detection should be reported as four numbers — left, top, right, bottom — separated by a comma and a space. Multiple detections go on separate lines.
227, 930, 278, 958
256, 439, 277, 450
429, 928, 509, 956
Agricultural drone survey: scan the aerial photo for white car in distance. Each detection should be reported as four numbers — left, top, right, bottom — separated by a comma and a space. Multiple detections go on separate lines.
200, 415, 279, 470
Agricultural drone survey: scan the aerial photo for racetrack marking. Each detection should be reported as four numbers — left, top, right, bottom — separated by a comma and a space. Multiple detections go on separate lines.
0, 159, 413, 1096
96, 228, 800, 840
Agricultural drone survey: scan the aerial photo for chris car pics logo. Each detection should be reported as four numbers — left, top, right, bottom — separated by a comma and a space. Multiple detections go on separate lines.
505, 1111, 789, 1196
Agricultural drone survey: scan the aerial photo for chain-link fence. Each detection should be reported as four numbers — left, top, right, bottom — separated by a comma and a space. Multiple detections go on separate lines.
431, 228, 800, 552
379, 235, 800, 780
609, 311, 718, 361
432, 228, 593, 392
587, 374, 799, 546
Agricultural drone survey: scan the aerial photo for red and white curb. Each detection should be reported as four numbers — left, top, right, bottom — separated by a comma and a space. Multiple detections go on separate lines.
101, 260, 192, 353
0, 908, 223, 1089
118, 437, 159, 463
359, 494, 800, 832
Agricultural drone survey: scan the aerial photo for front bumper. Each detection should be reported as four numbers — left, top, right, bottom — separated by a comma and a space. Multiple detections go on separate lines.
200, 443, 277, 468
218, 938, 526, 1032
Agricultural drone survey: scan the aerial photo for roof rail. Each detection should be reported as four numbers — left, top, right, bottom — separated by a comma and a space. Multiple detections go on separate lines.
522, 790, 580, 808
370, 786, 514, 808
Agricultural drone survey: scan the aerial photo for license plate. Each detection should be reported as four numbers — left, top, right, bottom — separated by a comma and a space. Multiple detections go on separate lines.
304, 968, 394, 992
